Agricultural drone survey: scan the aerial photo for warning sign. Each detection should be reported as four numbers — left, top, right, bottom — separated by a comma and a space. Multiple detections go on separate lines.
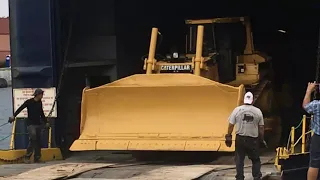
13, 88, 57, 118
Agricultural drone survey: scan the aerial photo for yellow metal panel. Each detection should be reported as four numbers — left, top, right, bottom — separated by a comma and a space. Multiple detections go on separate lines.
72, 139, 235, 152
128, 140, 186, 151
185, 17, 245, 24
70, 74, 244, 152
71, 140, 97, 151
236, 64, 259, 75
0, 148, 62, 164
235, 74, 259, 82
185, 140, 221, 151
97, 140, 130, 150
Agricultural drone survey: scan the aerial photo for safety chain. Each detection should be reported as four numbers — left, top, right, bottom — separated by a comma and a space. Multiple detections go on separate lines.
0, 122, 8, 128
286, 116, 312, 150
0, 124, 53, 163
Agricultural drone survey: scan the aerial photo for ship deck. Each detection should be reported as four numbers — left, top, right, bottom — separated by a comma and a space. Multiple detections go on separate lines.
0, 151, 280, 180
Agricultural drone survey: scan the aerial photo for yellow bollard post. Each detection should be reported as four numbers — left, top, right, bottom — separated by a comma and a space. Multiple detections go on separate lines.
9, 119, 16, 150
48, 127, 52, 148
274, 148, 280, 171
194, 25, 204, 76
302, 115, 306, 153
146, 28, 158, 74
291, 126, 295, 154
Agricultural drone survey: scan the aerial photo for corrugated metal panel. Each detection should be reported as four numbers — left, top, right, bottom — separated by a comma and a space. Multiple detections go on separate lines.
0, 18, 9, 35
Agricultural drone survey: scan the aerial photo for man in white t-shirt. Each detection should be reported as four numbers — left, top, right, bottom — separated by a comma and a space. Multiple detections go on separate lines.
225, 91, 266, 180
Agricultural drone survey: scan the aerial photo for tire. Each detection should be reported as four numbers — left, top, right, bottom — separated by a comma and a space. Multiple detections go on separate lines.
264, 116, 282, 149
255, 87, 274, 114
0, 78, 7, 88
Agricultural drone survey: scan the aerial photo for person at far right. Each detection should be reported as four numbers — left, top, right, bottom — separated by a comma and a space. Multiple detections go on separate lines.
302, 81, 320, 180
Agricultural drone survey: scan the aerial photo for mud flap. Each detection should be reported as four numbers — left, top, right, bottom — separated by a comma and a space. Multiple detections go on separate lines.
70, 74, 245, 152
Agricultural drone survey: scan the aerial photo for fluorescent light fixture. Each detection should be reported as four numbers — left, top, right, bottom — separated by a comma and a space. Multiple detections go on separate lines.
278, 29, 286, 33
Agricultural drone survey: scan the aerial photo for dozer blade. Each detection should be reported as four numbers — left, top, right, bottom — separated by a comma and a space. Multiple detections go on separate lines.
70, 74, 245, 152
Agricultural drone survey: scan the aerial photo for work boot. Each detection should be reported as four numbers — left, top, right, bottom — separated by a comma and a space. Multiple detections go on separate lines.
34, 159, 45, 163
24, 158, 31, 164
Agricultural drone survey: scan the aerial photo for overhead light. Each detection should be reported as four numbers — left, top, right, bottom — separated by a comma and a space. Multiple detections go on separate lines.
278, 30, 286, 33
173, 52, 179, 59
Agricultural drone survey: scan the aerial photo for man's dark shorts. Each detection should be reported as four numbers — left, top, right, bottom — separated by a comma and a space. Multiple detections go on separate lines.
310, 133, 320, 168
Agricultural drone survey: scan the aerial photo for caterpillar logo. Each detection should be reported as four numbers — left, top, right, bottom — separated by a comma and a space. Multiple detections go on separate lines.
160, 65, 192, 71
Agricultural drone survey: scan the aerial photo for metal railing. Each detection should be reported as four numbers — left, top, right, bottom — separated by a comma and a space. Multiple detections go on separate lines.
275, 115, 312, 171
0, 119, 53, 150
289, 115, 312, 154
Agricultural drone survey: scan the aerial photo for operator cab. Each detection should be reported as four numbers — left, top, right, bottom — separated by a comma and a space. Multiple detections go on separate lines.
143, 17, 269, 84
185, 18, 247, 82
165, 46, 188, 63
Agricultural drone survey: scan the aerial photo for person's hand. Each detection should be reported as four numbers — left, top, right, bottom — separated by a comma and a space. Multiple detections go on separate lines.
263, 140, 268, 148
8, 116, 15, 123
260, 139, 268, 148
307, 81, 317, 93
45, 122, 50, 129
225, 134, 232, 147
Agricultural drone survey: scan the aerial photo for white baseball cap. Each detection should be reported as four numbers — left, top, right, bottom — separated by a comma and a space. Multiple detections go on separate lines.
244, 92, 254, 104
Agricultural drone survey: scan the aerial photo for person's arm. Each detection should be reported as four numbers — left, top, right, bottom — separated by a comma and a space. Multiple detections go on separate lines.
303, 90, 314, 110
227, 123, 234, 135
13, 100, 29, 117
303, 82, 316, 113
302, 90, 313, 108
258, 110, 265, 140
40, 101, 47, 123
304, 101, 316, 115
227, 109, 237, 135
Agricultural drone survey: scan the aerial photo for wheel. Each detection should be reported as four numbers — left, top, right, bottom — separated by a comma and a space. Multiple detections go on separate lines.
255, 87, 274, 113
0, 78, 8, 88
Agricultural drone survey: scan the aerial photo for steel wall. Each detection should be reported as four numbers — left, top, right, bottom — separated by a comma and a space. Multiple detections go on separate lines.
9, 0, 57, 149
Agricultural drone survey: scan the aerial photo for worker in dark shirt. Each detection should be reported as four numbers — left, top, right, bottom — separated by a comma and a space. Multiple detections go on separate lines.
8, 88, 50, 163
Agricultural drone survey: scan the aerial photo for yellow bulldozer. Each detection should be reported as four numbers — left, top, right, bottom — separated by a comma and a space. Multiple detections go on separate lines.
70, 17, 281, 158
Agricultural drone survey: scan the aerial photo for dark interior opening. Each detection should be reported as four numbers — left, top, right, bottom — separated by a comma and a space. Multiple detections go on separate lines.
88, 75, 111, 88
50, 0, 320, 154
